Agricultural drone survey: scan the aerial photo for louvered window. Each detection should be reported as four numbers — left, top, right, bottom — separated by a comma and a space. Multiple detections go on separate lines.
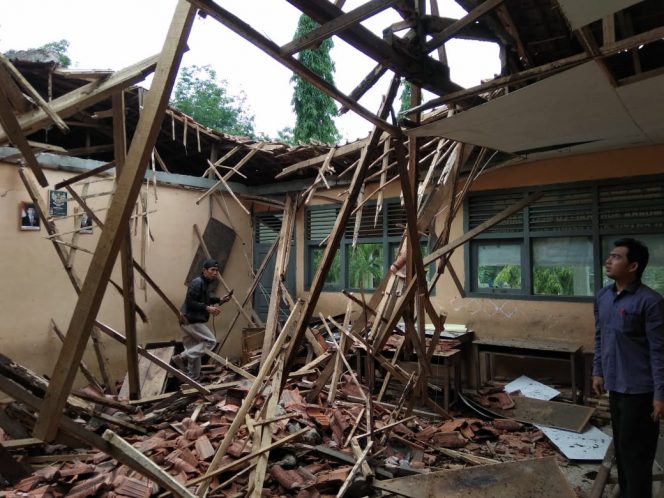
254, 213, 283, 244
466, 175, 664, 299
305, 200, 429, 291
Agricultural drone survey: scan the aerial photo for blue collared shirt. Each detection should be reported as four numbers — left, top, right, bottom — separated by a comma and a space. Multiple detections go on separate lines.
593, 280, 664, 400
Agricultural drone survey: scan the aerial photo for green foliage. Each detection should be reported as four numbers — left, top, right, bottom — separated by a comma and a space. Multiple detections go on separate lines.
312, 248, 341, 286
38, 39, 71, 67
276, 127, 295, 145
171, 65, 256, 137
494, 264, 522, 289
399, 80, 412, 115
534, 266, 574, 295
348, 243, 383, 290
290, 15, 340, 145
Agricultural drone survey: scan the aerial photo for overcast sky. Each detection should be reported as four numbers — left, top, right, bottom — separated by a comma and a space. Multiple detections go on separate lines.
0, 0, 500, 141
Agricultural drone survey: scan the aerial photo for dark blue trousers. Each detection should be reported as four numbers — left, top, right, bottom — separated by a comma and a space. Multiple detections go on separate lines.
609, 391, 660, 498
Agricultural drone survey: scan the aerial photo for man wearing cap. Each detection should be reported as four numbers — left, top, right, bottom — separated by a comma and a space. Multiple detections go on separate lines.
173, 259, 231, 379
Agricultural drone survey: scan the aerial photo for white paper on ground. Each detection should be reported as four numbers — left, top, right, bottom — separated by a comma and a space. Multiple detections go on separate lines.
504, 375, 561, 401
537, 424, 612, 460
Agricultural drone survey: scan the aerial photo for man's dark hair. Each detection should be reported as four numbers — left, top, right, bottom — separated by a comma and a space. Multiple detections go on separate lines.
614, 237, 649, 279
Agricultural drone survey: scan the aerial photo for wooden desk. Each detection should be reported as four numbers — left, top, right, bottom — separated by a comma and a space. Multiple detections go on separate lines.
398, 349, 462, 410
472, 338, 584, 403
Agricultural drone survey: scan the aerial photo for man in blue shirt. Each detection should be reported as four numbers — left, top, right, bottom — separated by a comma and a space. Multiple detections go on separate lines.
593, 238, 664, 498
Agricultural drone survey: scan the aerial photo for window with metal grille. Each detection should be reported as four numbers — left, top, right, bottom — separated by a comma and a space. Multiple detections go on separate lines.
254, 212, 283, 244
305, 200, 428, 291
465, 175, 664, 299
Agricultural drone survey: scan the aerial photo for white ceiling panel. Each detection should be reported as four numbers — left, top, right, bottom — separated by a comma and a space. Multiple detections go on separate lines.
617, 72, 664, 143
408, 62, 647, 154
556, 0, 644, 30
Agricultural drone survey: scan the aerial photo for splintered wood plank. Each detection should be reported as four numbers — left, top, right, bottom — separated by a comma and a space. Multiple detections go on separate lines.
114, 90, 140, 401
0, 54, 159, 145
0, 81, 49, 186
198, 301, 305, 497
119, 346, 174, 400
284, 76, 401, 383
0, 53, 69, 132
33, 0, 197, 442
488, 396, 594, 433
373, 457, 576, 497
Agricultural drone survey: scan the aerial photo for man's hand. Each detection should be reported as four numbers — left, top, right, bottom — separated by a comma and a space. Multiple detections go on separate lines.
206, 305, 221, 316
653, 399, 664, 422
592, 376, 604, 396
222, 289, 234, 303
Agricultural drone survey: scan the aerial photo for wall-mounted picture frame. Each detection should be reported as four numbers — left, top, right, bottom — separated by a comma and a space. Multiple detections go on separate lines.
79, 211, 93, 234
19, 202, 40, 231
48, 190, 68, 217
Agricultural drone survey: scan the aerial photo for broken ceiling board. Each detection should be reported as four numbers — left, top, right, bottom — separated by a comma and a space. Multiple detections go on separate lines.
407, 62, 653, 156
488, 396, 594, 433
118, 346, 174, 399
372, 456, 576, 497
617, 71, 664, 143
537, 424, 611, 461
504, 375, 561, 401
557, 0, 644, 30
184, 218, 236, 286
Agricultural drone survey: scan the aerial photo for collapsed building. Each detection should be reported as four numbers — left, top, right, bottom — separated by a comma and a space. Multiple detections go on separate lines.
0, 0, 663, 496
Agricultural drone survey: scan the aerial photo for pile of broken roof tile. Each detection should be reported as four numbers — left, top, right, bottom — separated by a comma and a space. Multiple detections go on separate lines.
1, 359, 563, 498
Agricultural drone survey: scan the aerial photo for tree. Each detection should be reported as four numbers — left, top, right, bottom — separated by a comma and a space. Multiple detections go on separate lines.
399, 80, 412, 115
290, 15, 340, 145
37, 39, 71, 67
171, 65, 256, 137
349, 243, 384, 290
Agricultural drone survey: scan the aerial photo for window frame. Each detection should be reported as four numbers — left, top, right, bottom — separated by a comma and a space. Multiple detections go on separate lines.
305, 200, 430, 292
464, 174, 664, 301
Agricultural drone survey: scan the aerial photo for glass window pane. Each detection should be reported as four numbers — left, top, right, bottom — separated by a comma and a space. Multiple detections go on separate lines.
601, 235, 664, 294
476, 243, 521, 290
533, 237, 593, 296
311, 247, 341, 287
348, 243, 384, 290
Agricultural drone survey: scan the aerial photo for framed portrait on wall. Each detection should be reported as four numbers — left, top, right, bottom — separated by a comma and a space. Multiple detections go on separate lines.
19, 202, 40, 231
48, 190, 68, 217
79, 211, 93, 234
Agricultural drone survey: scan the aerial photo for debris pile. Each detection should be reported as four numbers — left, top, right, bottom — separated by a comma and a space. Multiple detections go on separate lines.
0, 350, 573, 497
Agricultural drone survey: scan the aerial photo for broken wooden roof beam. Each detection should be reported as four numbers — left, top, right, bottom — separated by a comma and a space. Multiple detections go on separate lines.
259, 196, 296, 364
287, 0, 462, 97
0, 54, 69, 133
283, 77, 401, 390
410, 24, 664, 115
0, 53, 160, 144
32, 0, 197, 442
281, 0, 399, 56
187, 0, 400, 136
0, 84, 49, 186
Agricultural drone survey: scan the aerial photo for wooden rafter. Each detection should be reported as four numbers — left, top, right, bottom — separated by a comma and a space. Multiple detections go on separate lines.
283, 76, 401, 384
259, 196, 296, 364
281, 0, 398, 56
112, 90, 140, 401
0, 53, 69, 133
0, 83, 49, 186
424, 0, 505, 53
187, 0, 400, 134
33, 0, 197, 442
287, 0, 462, 96
410, 24, 664, 114
0, 54, 159, 144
